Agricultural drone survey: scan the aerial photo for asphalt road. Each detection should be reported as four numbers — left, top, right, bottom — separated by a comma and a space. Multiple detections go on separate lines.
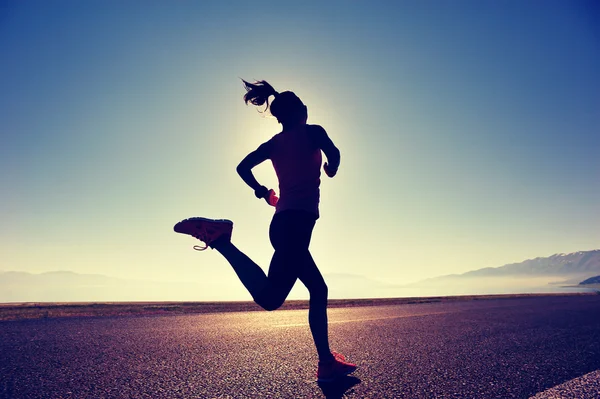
1, 295, 599, 398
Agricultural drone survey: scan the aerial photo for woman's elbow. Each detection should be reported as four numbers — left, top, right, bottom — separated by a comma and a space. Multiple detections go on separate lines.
236, 163, 248, 177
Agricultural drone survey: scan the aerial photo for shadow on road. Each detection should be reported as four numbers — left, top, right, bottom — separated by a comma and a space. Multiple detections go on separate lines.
317, 376, 361, 398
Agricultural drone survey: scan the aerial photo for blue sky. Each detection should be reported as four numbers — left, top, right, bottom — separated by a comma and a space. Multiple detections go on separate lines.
1, 1, 598, 300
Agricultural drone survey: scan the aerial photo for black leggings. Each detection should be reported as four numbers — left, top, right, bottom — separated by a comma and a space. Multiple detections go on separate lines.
213, 210, 332, 360
255, 210, 327, 309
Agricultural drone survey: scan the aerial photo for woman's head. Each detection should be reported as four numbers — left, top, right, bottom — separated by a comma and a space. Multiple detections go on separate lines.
242, 79, 307, 126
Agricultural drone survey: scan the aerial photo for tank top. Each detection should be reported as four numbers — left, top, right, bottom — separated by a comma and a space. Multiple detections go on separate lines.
262, 125, 322, 218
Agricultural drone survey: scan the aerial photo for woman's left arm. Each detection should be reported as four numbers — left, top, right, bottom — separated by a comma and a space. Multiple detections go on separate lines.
236, 142, 271, 198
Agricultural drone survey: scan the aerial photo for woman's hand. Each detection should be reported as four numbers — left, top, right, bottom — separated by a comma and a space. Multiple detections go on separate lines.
265, 189, 279, 207
255, 186, 278, 207
324, 162, 338, 178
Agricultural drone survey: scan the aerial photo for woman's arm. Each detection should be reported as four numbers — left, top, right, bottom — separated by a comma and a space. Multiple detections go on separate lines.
311, 125, 340, 177
236, 142, 274, 201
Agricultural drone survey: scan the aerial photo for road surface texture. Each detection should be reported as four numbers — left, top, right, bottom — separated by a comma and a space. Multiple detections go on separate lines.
1, 295, 599, 398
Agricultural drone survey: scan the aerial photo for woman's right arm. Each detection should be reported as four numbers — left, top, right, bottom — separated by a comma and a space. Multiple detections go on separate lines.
312, 125, 340, 177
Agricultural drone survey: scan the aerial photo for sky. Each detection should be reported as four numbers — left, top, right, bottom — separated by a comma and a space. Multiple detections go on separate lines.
1, 0, 599, 301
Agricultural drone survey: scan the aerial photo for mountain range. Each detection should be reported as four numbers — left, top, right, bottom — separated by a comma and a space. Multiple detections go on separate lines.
409, 249, 600, 295
2, 250, 599, 302
580, 275, 600, 285
451, 250, 600, 280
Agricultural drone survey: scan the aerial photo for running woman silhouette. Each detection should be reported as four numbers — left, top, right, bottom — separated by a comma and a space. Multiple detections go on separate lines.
174, 80, 357, 382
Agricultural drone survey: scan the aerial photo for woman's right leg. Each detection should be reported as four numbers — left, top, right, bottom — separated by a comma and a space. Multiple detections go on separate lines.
297, 252, 334, 362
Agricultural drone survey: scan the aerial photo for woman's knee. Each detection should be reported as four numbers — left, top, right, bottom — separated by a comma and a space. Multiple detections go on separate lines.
255, 292, 286, 311
260, 297, 285, 311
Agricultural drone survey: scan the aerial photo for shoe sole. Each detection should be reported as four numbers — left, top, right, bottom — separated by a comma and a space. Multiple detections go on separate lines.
174, 217, 233, 234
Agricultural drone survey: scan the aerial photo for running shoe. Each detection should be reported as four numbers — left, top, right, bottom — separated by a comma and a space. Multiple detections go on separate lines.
173, 217, 233, 251
317, 353, 357, 382
331, 351, 346, 362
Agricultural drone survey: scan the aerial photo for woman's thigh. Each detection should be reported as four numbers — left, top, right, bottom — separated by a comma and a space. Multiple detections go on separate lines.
261, 211, 318, 304
269, 211, 325, 293
269, 210, 316, 252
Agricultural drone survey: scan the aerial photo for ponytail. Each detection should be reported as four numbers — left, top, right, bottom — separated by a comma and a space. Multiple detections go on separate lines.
242, 79, 306, 126
242, 79, 278, 112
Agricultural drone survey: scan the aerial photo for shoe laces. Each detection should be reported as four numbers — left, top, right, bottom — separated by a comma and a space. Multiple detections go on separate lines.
191, 227, 210, 251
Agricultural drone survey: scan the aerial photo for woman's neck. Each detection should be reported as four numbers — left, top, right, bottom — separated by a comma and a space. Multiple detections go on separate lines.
282, 121, 307, 132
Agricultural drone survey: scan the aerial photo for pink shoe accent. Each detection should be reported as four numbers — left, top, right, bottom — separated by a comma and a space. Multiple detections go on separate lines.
317, 352, 357, 382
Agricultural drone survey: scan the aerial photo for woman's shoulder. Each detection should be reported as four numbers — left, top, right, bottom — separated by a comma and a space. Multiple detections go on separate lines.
305, 124, 325, 139
306, 124, 329, 144
306, 124, 326, 133
269, 130, 284, 142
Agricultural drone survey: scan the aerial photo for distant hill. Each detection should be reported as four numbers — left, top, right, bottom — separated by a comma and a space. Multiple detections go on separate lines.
0, 270, 396, 302
580, 275, 600, 285
0, 271, 208, 302
409, 250, 600, 295
458, 250, 600, 279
